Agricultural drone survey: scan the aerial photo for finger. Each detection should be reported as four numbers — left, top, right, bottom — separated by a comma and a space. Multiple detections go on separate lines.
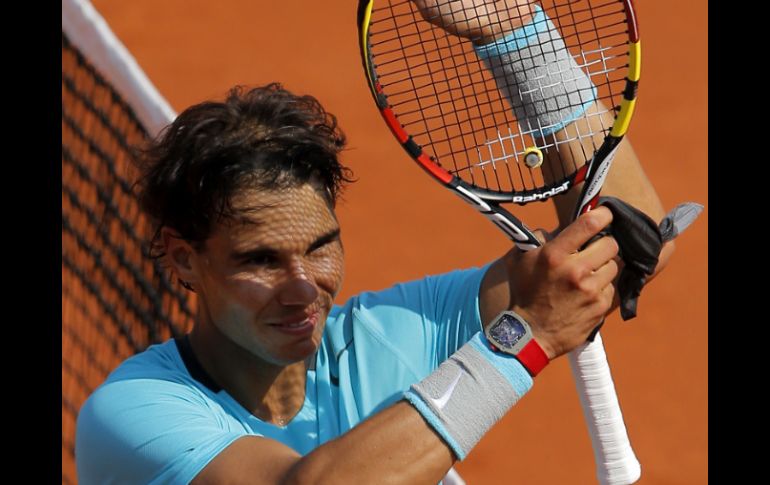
586, 283, 615, 342
548, 207, 613, 255
590, 258, 620, 289
584, 281, 616, 323
600, 281, 616, 313
572, 259, 617, 308
577, 235, 620, 272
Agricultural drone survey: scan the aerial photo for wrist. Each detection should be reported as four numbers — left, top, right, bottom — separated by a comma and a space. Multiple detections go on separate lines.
485, 309, 551, 375
507, 305, 557, 360
472, 4, 547, 54
471, 5, 537, 46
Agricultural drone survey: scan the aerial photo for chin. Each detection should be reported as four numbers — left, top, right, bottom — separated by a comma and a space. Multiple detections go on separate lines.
275, 337, 322, 366
265, 313, 327, 366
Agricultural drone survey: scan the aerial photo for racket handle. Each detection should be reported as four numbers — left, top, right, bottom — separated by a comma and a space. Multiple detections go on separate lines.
567, 332, 641, 485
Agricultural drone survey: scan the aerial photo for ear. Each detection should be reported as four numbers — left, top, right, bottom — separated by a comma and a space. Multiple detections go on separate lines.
160, 227, 198, 285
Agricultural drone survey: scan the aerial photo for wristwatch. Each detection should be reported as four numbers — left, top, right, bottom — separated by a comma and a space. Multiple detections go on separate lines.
484, 310, 549, 377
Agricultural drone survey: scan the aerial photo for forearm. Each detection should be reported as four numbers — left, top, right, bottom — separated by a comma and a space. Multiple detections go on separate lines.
478, 101, 674, 325
285, 402, 453, 485
589, 135, 674, 282
549, 130, 666, 226
555, 146, 674, 283
540, 99, 674, 280
468, 4, 673, 279
193, 401, 455, 485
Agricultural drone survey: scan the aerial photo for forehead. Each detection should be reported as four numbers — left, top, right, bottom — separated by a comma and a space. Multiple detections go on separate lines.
209, 184, 338, 250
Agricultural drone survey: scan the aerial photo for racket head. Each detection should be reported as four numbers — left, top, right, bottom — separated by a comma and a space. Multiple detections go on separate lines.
358, 0, 640, 206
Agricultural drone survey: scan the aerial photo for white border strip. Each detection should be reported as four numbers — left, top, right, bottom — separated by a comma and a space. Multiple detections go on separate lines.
62, 0, 176, 137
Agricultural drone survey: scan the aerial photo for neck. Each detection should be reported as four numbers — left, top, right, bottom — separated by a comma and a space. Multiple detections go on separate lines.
187, 323, 310, 426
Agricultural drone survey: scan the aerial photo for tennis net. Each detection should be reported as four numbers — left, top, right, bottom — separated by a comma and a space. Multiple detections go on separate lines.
62, 0, 194, 482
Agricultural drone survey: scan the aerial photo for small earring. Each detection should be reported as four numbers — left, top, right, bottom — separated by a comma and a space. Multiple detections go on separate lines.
179, 279, 196, 292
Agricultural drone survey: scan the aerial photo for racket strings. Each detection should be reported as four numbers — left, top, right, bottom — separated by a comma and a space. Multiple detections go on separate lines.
469, 107, 611, 165
393, 1, 524, 189
368, 0, 630, 195
409, 1, 506, 189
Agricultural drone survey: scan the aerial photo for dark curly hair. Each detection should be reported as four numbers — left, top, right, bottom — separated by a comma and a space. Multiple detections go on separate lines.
134, 83, 353, 257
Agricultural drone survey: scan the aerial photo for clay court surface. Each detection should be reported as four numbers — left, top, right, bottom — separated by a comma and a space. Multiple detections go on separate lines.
69, 1, 708, 483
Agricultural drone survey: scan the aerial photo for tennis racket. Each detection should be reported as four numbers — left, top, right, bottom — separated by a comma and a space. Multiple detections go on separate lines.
357, 1, 641, 483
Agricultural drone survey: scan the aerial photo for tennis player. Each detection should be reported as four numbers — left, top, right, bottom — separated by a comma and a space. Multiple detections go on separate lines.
75, 3, 673, 484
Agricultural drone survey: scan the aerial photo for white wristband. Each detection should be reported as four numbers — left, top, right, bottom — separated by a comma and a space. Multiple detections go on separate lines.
403, 331, 533, 460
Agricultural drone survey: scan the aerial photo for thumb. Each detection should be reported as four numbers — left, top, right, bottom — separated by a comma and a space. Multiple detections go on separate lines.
531, 228, 552, 246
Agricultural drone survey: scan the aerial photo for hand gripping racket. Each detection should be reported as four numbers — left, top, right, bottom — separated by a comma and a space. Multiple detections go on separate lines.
357, 1, 642, 483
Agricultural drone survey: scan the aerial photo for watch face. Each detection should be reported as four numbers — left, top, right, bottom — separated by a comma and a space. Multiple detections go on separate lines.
489, 313, 526, 351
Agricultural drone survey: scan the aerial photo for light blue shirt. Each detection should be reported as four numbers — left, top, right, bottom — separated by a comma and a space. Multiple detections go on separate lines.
76, 265, 489, 484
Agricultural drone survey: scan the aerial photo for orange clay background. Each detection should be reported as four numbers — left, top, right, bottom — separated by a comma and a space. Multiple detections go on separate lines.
87, 1, 708, 483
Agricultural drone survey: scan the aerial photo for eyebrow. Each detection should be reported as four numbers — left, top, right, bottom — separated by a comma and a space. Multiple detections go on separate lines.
230, 227, 341, 260
308, 228, 342, 252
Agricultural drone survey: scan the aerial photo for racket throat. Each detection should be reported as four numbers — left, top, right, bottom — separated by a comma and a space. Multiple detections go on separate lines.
486, 213, 541, 251
574, 139, 622, 218
452, 184, 541, 250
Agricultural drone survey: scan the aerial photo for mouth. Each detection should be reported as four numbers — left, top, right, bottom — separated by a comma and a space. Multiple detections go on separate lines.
268, 311, 320, 336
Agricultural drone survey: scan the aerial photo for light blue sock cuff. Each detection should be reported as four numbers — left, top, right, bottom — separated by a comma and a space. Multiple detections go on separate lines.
473, 4, 549, 58
467, 332, 533, 396
403, 331, 533, 460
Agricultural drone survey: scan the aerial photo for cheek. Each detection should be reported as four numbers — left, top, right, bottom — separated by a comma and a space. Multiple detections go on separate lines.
209, 281, 275, 340
310, 249, 345, 295
212, 276, 274, 316
238, 277, 278, 304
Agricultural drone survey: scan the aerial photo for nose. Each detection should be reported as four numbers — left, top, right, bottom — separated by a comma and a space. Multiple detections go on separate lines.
276, 259, 319, 307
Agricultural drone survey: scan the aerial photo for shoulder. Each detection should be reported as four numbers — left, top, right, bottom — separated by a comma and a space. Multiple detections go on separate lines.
77, 340, 213, 443
329, 265, 491, 320
104, 338, 188, 383
75, 339, 243, 484
321, 265, 492, 375
79, 339, 221, 429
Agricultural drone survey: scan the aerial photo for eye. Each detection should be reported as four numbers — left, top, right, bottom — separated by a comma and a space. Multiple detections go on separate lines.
242, 252, 279, 267
248, 255, 274, 265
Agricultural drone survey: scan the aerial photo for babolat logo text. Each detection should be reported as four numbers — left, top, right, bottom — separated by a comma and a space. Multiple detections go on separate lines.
512, 181, 570, 203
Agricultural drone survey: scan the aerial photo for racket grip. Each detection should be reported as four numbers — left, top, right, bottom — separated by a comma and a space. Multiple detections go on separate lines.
567, 332, 641, 485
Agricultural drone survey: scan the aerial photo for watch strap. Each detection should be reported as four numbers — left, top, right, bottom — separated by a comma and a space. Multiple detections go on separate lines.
516, 339, 549, 376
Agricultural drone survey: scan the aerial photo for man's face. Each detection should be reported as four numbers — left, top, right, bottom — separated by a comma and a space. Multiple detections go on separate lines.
189, 183, 344, 366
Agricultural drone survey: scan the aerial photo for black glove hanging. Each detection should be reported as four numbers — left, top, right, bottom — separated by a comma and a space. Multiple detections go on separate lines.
595, 196, 663, 321
584, 197, 703, 341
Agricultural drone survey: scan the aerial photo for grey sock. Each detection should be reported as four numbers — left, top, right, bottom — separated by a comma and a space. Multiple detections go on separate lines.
474, 5, 597, 138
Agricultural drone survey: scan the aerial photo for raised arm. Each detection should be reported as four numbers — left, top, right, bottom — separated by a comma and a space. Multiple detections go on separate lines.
193, 402, 455, 485
409, 0, 673, 322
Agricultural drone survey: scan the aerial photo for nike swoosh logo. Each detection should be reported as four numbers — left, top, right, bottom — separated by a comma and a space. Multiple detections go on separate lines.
428, 371, 463, 410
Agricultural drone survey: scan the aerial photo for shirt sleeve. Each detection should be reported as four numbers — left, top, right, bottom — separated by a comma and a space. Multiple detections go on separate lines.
334, 264, 493, 381
76, 377, 248, 485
